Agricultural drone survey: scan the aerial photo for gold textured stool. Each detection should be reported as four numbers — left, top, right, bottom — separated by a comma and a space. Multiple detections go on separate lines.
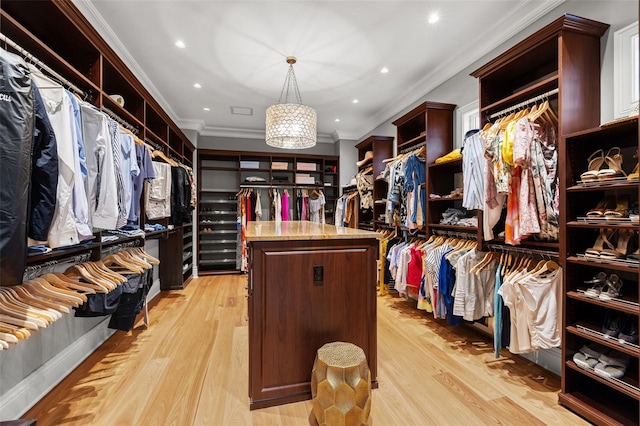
311, 341, 371, 426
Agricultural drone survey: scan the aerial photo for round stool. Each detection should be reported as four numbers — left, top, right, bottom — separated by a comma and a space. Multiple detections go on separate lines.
311, 341, 371, 426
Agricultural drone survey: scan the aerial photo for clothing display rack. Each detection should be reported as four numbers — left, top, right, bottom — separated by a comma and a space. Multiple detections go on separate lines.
488, 88, 559, 119
0, 32, 88, 99
486, 243, 559, 259
23, 253, 92, 281
102, 106, 140, 134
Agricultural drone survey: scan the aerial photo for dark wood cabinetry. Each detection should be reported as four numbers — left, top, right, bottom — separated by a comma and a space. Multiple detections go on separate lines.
1, 0, 195, 287
246, 224, 378, 410
393, 102, 456, 234
471, 14, 608, 250
560, 119, 639, 425
355, 136, 394, 231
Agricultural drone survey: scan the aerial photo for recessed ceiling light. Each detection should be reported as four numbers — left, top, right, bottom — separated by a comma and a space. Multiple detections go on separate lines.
193, 83, 202, 89
352, 99, 359, 104
380, 67, 389, 74
203, 107, 210, 111
335, 118, 340, 122
175, 40, 186, 49
428, 13, 440, 24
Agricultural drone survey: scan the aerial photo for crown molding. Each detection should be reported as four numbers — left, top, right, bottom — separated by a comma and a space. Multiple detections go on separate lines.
178, 119, 335, 143
71, 0, 180, 123
351, 0, 565, 140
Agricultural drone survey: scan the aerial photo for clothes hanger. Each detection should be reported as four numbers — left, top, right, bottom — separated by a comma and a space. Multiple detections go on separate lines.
19, 280, 77, 311
65, 264, 114, 292
0, 291, 55, 325
0, 287, 64, 319
31, 277, 86, 306
9, 286, 70, 314
0, 313, 40, 330
41, 273, 96, 295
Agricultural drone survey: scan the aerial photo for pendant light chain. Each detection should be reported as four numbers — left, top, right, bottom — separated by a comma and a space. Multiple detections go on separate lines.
277, 64, 303, 105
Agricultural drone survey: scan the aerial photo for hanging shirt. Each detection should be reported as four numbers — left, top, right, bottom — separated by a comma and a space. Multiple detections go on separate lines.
462, 130, 485, 210
118, 129, 140, 224
80, 102, 119, 230
145, 161, 172, 219
30, 67, 80, 248
309, 193, 325, 223
127, 144, 156, 228
62, 91, 92, 241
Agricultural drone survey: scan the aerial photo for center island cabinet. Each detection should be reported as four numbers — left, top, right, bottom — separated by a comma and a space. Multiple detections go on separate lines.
246, 221, 380, 409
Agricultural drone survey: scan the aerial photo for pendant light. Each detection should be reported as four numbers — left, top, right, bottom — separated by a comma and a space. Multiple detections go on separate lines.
265, 56, 317, 149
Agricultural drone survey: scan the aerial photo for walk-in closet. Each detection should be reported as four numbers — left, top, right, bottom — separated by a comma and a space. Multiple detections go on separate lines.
1, 1, 638, 425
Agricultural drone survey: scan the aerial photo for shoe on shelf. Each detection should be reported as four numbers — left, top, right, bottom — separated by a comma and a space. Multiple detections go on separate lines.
600, 274, 623, 302
600, 229, 633, 259
618, 314, 639, 345
604, 194, 630, 219
580, 149, 605, 182
594, 350, 630, 379
585, 229, 615, 258
584, 272, 607, 298
598, 147, 626, 181
573, 343, 610, 369
602, 309, 622, 338
586, 195, 616, 217
628, 150, 639, 181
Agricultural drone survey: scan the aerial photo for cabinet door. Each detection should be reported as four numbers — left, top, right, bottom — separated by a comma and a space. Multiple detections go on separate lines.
249, 240, 377, 408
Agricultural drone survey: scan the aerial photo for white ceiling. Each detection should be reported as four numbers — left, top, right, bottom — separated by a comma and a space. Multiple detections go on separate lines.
75, 0, 566, 143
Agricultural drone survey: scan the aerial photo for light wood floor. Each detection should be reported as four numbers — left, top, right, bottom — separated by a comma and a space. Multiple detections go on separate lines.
24, 275, 587, 425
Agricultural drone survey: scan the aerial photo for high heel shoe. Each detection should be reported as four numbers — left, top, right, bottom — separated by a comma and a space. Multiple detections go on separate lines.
580, 149, 605, 182
586, 195, 616, 217
600, 274, 623, 301
584, 272, 607, 298
598, 147, 626, 181
604, 194, 630, 219
585, 229, 615, 258
600, 229, 633, 259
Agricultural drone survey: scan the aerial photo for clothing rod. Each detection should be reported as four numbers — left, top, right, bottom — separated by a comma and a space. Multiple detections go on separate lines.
488, 88, 559, 119
432, 229, 477, 240
0, 32, 88, 98
102, 107, 140, 134
144, 139, 164, 151
486, 243, 559, 259
400, 142, 425, 154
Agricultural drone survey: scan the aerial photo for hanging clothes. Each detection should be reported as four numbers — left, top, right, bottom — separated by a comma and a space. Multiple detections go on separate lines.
80, 102, 119, 229
0, 49, 38, 285
145, 161, 172, 220
30, 66, 79, 248
126, 144, 156, 228
308, 191, 325, 223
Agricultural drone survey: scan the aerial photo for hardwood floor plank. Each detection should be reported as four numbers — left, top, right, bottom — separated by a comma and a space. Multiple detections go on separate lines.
23, 275, 587, 425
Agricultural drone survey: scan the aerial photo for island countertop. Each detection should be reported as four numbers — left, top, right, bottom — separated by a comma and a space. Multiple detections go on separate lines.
246, 221, 380, 241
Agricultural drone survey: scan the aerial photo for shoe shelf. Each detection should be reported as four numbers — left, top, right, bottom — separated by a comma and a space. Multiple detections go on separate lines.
567, 290, 640, 316
569, 219, 639, 229
568, 180, 639, 192
567, 255, 638, 273
566, 361, 639, 400
566, 324, 640, 358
